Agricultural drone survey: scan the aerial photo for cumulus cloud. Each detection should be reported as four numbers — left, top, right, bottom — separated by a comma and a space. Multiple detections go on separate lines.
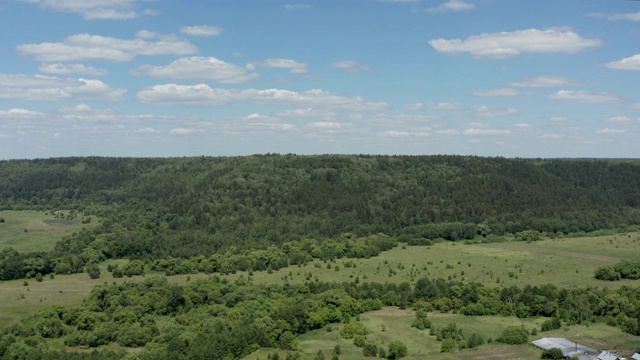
0, 74, 126, 101
605, 54, 640, 71
436, 129, 461, 135
131, 57, 259, 83
597, 128, 626, 135
549, 116, 568, 122
169, 128, 198, 135
0, 108, 45, 119
309, 122, 342, 129
428, 0, 475, 13
549, 90, 620, 103
331, 60, 371, 73
276, 108, 337, 119
25, 0, 151, 20
381, 130, 429, 137
180, 25, 223, 37
509, 76, 582, 88
137, 84, 389, 111
540, 133, 562, 139
17, 32, 197, 62
607, 12, 640, 21
38, 63, 108, 76
405, 102, 463, 110
473, 88, 525, 97
475, 106, 518, 118
249, 58, 308, 74
605, 116, 631, 123
464, 128, 511, 135
429, 28, 601, 59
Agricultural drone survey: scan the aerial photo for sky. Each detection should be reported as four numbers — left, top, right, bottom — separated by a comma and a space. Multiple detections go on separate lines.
0, 0, 639, 159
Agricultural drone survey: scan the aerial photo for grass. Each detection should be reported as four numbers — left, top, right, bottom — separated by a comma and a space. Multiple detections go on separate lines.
3, 231, 640, 357
222, 232, 640, 290
0, 210, 97, 253
243, 307, 639, 360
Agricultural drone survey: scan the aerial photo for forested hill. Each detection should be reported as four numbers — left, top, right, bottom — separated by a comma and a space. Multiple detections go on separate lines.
1, 155, 640, 259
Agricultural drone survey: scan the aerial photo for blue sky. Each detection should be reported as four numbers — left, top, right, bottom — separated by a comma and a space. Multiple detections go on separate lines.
1, 0, 639, 159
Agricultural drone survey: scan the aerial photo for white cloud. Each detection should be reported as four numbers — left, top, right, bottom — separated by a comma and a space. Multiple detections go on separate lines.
632, 102, 640, 110
429, 28, 601, 59
605, 116, 631, 123
38, 63, 107, 76
0, 74, 126, 101
549, 90, 620, 103
276, 108, 337, 119
549, 116, 568, 122
540, 133, 562, 139
135, 127, 160, 133
475, 106, 519, 118
605, 54, 640, 71
607, 12, 640, 21
137, 84, 389, 111
25, 0, 150, 20
405, 102, 462, 110
381, 130, 429, 137
284, 4, 311, 10
514, 123, 531, 128
597, 128, 626, 135
473, 88, 524, 97
169, 128, 197, 135
17, 32, 197, 62
429, 0, 475, 13
180, 25, 223, 37
509, 76, 582, 88
331, 60, 371, 73
0, 108, 45, 119
463, 128, 511, 135
251, 58, 308, 74
437, 129, 460, 135
309, 122, 342, 129
131, 57, 259, 83
379, 0, 420, 3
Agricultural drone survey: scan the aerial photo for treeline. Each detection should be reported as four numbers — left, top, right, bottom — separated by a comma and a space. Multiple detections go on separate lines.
594, 259, 640, 281
2, 155, 640, 280
4, 276, 640, 359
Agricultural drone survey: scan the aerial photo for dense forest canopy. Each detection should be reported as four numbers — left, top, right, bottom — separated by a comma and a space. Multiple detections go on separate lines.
2, 155, 640, 261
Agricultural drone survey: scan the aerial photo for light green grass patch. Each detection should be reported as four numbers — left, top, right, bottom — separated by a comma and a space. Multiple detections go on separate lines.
0, 210, 97, 253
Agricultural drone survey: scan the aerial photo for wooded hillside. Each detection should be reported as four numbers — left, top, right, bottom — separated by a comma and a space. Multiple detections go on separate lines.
1, 155, 639, 259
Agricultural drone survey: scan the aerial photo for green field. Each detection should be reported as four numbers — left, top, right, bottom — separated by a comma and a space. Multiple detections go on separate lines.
222, 233, 640, 289
0, 210, 96, 253
242, 307, 640, 360
2, 232, 640, 357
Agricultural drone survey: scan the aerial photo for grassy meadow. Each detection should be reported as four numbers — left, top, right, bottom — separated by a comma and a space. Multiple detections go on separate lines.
2, 225, 640, 358
0, 210, 96, 253
242, 307, 640, 360
223, 232, 640, 289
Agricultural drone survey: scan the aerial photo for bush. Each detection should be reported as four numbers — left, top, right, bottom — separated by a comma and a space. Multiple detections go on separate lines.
497, 326, 529, 345
87, 264, 100, 279
363, 343, 378, 356
541, 348, 564, 359
340, 321, 368, 339
541, 317, 561, 332
388, 340, 408, 359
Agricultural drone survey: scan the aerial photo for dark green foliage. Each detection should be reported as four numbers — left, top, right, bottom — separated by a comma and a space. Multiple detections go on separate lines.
388, 339, 408, 359
363, 343, 378, 357
541, 317, 562, 332
86, 264, 100, 279
541, 348, 564, 359
497, 326, 529, 345
410, 309, 432, 330
594, 259, 640, 281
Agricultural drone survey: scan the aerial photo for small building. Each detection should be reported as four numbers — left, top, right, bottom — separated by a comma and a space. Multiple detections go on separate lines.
597, 351, 626, 360
531, 337, 600, 360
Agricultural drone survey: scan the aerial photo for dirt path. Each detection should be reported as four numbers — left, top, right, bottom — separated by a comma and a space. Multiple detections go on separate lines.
488, 243, 621, 263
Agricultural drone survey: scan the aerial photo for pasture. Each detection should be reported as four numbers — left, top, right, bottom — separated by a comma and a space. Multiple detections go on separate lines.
0, 210, 96, 253
243, 307, 640, 359
224, 232, 640, 289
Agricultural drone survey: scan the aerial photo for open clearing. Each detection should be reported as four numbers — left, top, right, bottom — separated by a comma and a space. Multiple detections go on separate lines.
0, 210, 97, 253
223, 232, 640, 289
242, 306, 640, 359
